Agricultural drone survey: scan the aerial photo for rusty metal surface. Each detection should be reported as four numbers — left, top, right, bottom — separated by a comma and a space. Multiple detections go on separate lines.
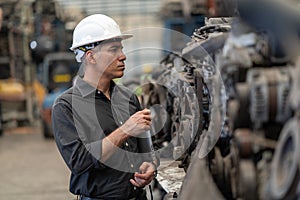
156, 159, 186, 194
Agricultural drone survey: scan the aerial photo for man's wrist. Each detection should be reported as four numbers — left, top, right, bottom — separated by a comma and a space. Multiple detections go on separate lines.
150, 160, 157, 168
150, 161, 158, 177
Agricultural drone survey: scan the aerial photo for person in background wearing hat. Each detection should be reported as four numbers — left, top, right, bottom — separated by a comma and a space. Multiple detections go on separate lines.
52, 14, 158, 200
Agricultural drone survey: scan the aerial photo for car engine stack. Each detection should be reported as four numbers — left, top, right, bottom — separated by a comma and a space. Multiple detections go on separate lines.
141, 0, 300, 199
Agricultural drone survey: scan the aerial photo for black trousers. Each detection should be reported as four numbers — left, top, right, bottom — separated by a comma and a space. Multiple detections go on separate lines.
79, 197, 136, 200
78, 189, 148, 200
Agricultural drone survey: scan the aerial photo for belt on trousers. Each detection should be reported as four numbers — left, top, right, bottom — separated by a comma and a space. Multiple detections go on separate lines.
79, 195, 136, 200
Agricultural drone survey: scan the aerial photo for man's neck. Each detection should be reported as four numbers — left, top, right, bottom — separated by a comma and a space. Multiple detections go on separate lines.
97, 79, 111, 97
83, 72, 111, 98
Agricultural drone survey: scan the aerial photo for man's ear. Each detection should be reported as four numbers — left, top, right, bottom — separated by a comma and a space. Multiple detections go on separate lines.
86, 50, 96, 64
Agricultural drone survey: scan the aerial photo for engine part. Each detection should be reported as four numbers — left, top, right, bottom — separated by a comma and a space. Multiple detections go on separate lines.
269, 117, 300, 200
234, 129, 253, 158
146, 1, 300, 199
247, 67, 292, 128
237, 160, 258, 200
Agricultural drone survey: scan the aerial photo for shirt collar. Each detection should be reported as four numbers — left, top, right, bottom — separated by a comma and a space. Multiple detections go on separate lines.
74, 76, 117, 98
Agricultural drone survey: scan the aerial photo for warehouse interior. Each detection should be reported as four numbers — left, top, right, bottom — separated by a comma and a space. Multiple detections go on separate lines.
0, 0, 300, 199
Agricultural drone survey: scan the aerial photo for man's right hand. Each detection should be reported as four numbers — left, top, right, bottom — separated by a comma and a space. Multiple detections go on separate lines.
101, 109, 152, 162
120, 109, 152, 137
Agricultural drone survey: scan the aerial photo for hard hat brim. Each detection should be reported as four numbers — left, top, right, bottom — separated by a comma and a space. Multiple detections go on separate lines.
70, 34, 133, 51
118, 34, 133, 40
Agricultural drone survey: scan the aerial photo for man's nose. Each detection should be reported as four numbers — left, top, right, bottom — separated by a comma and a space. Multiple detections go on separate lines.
118, 50, 126, 61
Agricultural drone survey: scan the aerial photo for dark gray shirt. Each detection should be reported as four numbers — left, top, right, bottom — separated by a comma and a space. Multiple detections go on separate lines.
52, 77, 153, 199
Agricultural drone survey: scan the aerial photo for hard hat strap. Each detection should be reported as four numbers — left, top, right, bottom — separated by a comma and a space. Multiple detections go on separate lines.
78, 41, 102, 52
74, 41, 102, 63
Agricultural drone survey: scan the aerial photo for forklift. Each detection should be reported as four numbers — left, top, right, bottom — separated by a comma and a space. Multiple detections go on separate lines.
0, 0, 42, 134
40, 52, 79, 138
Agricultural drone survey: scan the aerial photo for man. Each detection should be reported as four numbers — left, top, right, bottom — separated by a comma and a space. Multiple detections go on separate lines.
52, 14, 158, 200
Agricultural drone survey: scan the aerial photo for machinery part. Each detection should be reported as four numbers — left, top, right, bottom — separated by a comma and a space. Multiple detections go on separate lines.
198, 61, 226, 159
237, 0, 300, 61
209, 146, 229, 197
169, 70, 201, 166
0, 0, 43, 131
209, 147, 224, 185
234, 128, 277, 157
192, 23, 231, 41
223, 154, 234, 199
289, 59, 300, 111
182, 23, 230, 60
192, 69, 204, 148
140, 52, 212, 171
140, 76, 172, 153
0, 79, 25, 101
140, 54, 202, 165
179, 142, 224, 200
234, 129, 253, 158
233, 84, 251, 129
140, 17, 229, 168
269, 117, 300, 200
256, 151, 273, 200
247, 67, 292, 128
41, 52, 79, 138
153, 1, 300, 198
206, 134, 240, 200
228, 144, 239, 199
70, 14, 132, 51
237, 160, 258, 200
222, 20, 272, 68
177, 78, 200, 155
181, 19, 230, 160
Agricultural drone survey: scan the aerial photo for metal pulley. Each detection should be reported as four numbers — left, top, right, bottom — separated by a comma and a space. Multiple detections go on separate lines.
237, 160, 258, 200
269, 117, 300, 200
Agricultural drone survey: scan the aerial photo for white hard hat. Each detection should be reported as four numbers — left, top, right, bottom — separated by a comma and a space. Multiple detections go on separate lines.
70, 14, 132, 51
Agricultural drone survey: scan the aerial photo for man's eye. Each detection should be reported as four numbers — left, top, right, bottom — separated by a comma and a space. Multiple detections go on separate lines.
110, 48, 118, 52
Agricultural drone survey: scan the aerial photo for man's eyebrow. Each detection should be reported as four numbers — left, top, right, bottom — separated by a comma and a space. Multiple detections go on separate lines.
109, 44, 123, 49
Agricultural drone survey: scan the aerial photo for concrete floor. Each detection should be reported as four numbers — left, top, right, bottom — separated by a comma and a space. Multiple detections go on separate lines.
0, 128, 75, 200
0, 127, 167, 200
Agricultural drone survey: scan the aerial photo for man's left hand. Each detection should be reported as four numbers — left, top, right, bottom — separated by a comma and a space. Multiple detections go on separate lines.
130, 162, 156, 188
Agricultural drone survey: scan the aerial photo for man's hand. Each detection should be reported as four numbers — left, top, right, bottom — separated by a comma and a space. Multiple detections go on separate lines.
101, 109, 151, 162
120, 109, 152, 137
130, 161, 156, 188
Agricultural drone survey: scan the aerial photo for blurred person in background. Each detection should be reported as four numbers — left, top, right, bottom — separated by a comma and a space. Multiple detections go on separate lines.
0, 7, 2, 31
52, 14, 158, 200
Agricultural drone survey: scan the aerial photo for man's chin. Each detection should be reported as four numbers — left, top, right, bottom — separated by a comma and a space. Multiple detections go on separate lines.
114, 73, 124, 79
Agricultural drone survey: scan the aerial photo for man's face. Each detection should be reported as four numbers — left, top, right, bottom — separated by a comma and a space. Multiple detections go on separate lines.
93, 41, 126, 80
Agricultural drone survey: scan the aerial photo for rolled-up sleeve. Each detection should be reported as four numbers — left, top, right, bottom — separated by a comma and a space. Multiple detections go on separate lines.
52, 101, 104, 175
